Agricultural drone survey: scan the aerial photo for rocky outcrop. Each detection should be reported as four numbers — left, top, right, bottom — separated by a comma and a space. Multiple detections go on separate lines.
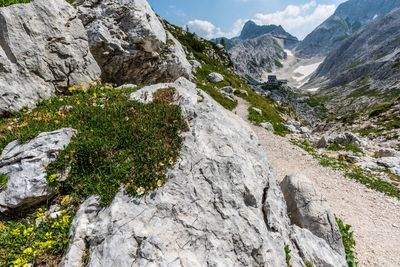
207, 72, 224, 83
296, 0, 400, 58
0, 0, 101, 116
316, 132, 363, 149
61, 78, 346, 266
281, 174, 345, 257
76, 0, 192, 86
0, 128, 76, 213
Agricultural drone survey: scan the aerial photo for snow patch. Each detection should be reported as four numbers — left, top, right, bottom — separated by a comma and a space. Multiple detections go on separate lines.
284, 49, 294, 57
306, 87, 320, 92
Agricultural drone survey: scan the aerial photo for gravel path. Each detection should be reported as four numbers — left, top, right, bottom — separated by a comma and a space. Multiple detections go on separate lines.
234, 98, 400, 267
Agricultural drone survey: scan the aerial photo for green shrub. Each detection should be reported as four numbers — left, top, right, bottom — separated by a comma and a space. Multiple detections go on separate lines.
0, 174, 8, 189
336, 218, 358, 267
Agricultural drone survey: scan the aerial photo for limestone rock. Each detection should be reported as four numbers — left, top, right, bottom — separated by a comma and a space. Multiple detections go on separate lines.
261, 122, 274, 131
281, 174, 346, 257
0, 0, 101, 116
207, 72, 224, 83
61, 78, 345, 266
189, 60, 202, 71
317, 132, 363, 149
76, 0, 192, 86
252, 107, 263, 115
0, 128, 76, 212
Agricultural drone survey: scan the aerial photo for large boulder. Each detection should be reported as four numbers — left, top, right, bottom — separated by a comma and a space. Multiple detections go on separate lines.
0, 128, 76, 213
317, 132, 363, 149
207, 72, 224, 83
281, 174, 346, 257
61, 78, 345, 267
0, 0, 101, 116
76, 0, 192, 86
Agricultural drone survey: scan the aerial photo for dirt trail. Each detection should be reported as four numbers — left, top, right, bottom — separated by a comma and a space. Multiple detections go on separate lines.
234, 98, 400, 267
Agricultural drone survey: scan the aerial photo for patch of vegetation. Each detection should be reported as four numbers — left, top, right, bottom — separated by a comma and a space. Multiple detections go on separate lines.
0, 196, 76, 266
368, 102, 394, 117
0, 174, 8, 189
0, 85, 188, 206
327, 143, 364, 155
0, 0, 29, 7
284, 244, 292, 267
274, 59, 283, 68
336, 218, 358, 267
306, 95, 330, 108
392, 60, 400, 69
348, 59, 362, 69
292, 138, 400, 199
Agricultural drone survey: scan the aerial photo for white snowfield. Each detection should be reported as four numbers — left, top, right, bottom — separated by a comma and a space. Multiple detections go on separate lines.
293, 61, 323, 83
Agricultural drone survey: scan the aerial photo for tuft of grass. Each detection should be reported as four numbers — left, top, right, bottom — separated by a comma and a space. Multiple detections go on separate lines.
0, 174, 8, 189
327, 143, 364, 155
284, 244, 292, 267
392, 60, 400, 69
336, 218, 358, 267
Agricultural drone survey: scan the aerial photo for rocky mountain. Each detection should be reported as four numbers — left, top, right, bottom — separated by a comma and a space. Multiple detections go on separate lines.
296, 0, 400, 58
305, 7, 400, 115
239, 20, 299, 49
214, 21, 299, 81
229, 34, 287, 81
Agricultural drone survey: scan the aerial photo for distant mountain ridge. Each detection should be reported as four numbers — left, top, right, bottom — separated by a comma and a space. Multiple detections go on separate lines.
213, 20, 299, 81
296, 0, 400, 58
306, 7, 400, 115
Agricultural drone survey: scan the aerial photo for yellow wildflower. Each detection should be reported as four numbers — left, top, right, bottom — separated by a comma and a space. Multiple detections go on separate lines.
80, 83, 88, 93
68, 85, 77, 93
22, 247, 33, 255
48, 174, 57, 183
93, 92, 97, 98
157, 180, 163, 187
61, 195, 72, 206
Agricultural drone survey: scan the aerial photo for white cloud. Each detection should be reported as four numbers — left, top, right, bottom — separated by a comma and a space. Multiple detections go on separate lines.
186, 19, 244, 39
186, 1, 336, 40
253, 1, 336, 39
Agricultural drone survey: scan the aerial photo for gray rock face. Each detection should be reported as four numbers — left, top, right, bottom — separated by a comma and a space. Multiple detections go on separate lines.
239, 20, 299, 49
296, 0, 400, 58
0, 0, 101, 116
229, 34, 286, 81
61, 78, 345, 267
76, 0, 192, 86
281, 175, 345, 257
207, 72, 224, 83
0, 128, 76, 212
316, 132, 363, 149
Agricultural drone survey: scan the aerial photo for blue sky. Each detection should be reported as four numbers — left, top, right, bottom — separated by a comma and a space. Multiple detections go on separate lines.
148, 0, 346, 40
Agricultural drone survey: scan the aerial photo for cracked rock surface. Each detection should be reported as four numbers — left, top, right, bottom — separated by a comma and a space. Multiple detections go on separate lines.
0, 0, 101, 116
0, 128, 76, 213
61, 78, 345, 267
76, 0, 192, 86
